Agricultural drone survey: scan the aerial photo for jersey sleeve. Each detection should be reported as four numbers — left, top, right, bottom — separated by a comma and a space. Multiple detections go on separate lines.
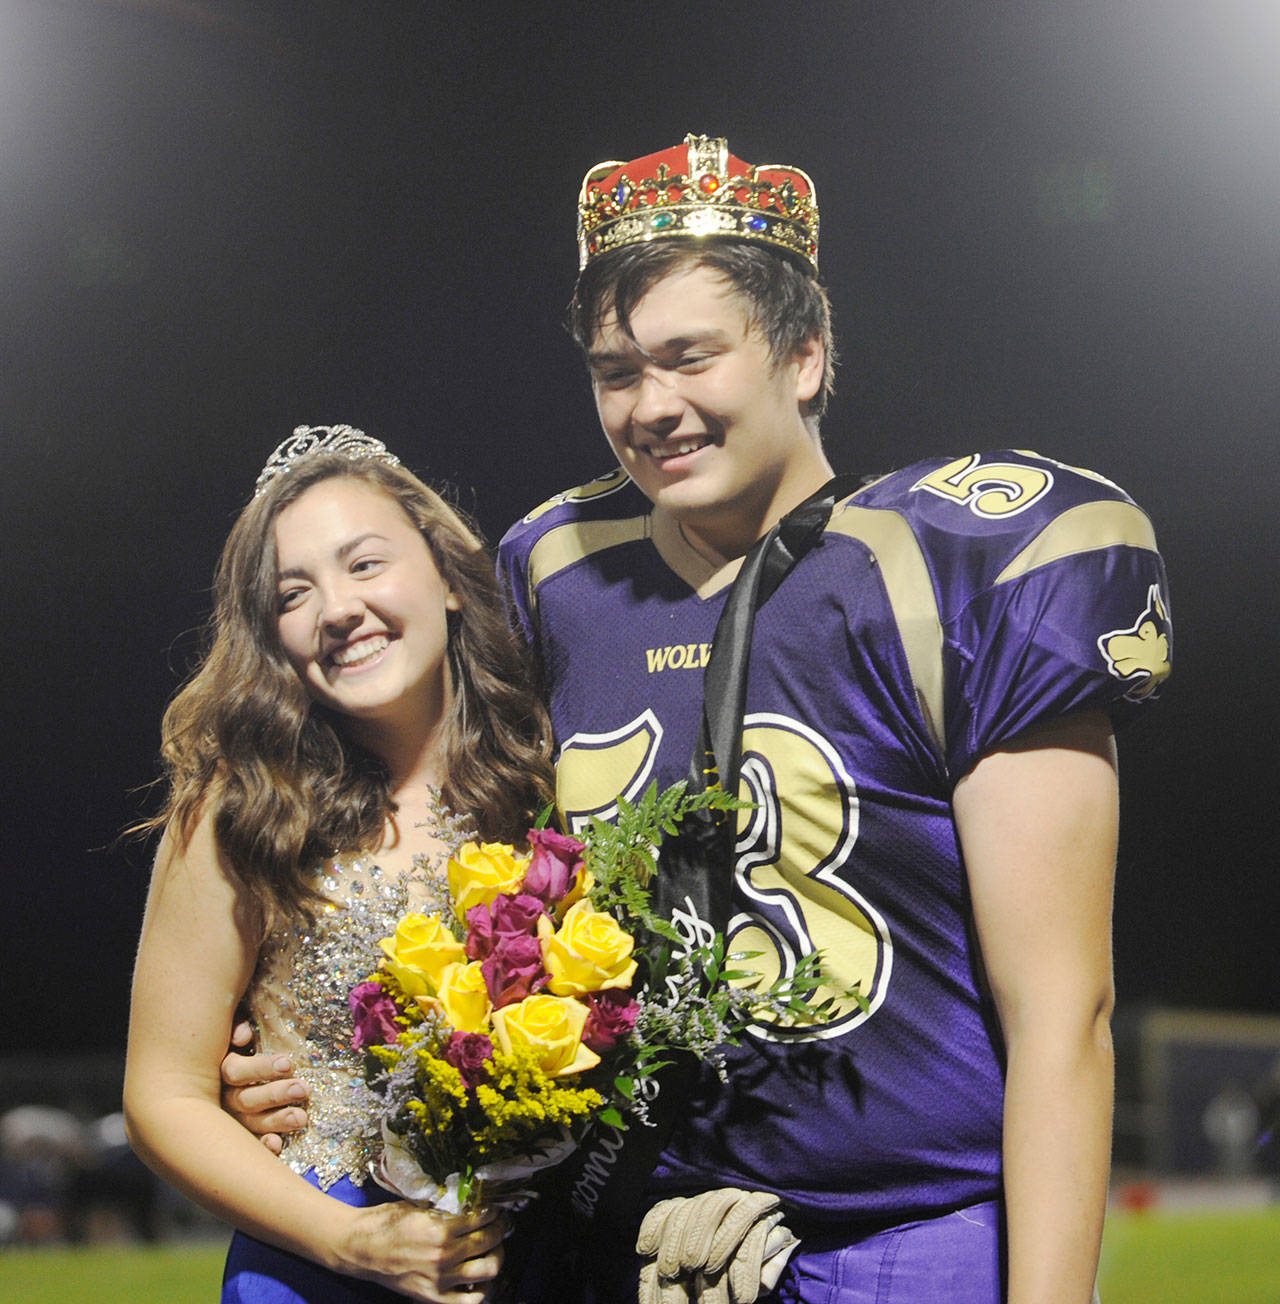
943, 539, 1170, 778
497, 523, 537, 647
861, 451, 1172, 780
497, 466, 638, 650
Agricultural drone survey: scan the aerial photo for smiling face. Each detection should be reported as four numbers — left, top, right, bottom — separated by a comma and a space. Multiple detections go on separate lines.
273, 476, 460, 736
587, 264, 830, 561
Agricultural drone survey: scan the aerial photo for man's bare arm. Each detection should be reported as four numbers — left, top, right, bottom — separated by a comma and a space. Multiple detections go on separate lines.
220, 1019, 309, 1155
954, 708, 1117, 1304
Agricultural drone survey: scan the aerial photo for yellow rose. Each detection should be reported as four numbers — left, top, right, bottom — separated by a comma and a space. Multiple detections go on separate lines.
378, 912, 465, 998
448, 841, 530, 915
491, 993, 600, 1076
421, 961, 492, 1033
539, 899, 637, 996
555, 867, 596, 920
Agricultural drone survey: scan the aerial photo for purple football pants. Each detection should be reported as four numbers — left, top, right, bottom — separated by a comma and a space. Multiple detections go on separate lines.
772, 1200, 1004, 1304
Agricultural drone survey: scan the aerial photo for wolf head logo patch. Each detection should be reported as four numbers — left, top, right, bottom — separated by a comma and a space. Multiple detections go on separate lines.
1098, 584, 1171, 701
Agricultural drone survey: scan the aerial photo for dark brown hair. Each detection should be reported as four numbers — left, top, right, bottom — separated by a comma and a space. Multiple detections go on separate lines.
567, 239, 837, 417
145, 454, 554, 929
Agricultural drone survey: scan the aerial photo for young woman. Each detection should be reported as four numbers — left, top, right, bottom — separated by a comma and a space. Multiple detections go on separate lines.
125, 427, 555, 1303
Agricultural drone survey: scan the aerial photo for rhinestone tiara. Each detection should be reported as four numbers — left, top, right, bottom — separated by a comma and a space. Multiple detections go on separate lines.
254, 424, 401, 498
577, 133, 819, 272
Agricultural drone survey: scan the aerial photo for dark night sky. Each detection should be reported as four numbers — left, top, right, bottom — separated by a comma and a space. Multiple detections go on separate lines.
1, 0, 1277, 1059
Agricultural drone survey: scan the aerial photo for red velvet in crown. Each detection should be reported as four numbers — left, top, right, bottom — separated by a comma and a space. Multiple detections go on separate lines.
577, 133, 819, 272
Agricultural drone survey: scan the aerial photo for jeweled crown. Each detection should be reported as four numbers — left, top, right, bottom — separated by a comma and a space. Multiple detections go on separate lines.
254, 424, 401, 497
577, 133, 819, 272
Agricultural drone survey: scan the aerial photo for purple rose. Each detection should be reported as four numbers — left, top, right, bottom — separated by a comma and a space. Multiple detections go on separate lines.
582, 988, 640, 1054
443, 1031, 495, 1089
481, 932, 549, 1008
465, 893, 545, 962
522, 829, 587, 906
349, 981, 400, 1050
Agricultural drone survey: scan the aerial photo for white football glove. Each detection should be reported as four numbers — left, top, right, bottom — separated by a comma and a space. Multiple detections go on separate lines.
636, 1188, 799, 1304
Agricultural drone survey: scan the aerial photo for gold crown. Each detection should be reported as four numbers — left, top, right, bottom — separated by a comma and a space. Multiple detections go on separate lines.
577, 133, 819, 272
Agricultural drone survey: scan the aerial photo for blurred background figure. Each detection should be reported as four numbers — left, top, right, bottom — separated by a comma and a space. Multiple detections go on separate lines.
0, 1105, 167, 1247
0, 1106, 87, 1244
65, 1112, 162, 1244
1202, 1085, 1261, 1179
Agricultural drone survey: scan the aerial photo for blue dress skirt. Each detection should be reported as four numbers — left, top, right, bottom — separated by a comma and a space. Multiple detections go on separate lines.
221, 1169, 406, 1303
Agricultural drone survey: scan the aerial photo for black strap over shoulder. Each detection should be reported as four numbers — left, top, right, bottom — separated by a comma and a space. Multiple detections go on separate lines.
652, 473, 863, 930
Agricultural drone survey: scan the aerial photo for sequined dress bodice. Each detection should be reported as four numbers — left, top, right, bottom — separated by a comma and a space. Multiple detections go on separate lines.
244, 827, 463, 1191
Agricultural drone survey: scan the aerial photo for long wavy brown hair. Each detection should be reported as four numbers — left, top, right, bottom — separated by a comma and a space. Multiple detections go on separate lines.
145, 453, 554, 930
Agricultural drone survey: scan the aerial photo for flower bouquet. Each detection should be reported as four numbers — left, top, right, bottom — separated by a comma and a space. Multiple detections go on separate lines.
350, 782, 854, 1214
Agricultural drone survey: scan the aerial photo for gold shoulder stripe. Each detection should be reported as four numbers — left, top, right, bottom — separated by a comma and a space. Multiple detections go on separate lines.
826, 505, 946, 756
520, 467, 630, 524
994, 500, 1157, 586
525, 516, 650, 615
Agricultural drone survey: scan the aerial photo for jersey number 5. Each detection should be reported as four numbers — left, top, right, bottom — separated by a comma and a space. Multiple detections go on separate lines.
913, 453, 1053, 518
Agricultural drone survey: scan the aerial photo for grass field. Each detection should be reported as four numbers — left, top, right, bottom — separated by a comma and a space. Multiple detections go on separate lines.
1, 1207, 1277, 1302
1097, 1205, 1280, 1303
0, 1241, 226, 1303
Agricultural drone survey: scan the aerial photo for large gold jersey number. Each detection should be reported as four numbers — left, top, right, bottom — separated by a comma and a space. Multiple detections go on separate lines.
556, 709, 663, 830
913, 453, 1053, 518
556, 711, 891, 1042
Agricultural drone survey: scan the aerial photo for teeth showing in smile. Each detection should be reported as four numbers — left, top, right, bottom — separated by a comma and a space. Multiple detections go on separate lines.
650, 438, 710, 461
331, 634, 389, 667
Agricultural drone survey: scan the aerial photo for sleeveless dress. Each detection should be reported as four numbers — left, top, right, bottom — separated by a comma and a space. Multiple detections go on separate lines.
221, 811, 471, 1304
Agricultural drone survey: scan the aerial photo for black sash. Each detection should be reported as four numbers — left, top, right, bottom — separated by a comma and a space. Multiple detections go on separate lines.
651, 473, 863, 929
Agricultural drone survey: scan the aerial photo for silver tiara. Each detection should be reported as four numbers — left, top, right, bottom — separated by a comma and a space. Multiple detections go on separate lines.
254, 424, 402, 497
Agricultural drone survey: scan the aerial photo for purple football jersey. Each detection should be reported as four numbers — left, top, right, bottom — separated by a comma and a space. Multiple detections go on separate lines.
498, 449, 1170, 1224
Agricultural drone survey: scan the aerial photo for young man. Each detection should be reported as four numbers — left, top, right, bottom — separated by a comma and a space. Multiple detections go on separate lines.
497, 135, 1170, 1303
225, 135, 1170, 1303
